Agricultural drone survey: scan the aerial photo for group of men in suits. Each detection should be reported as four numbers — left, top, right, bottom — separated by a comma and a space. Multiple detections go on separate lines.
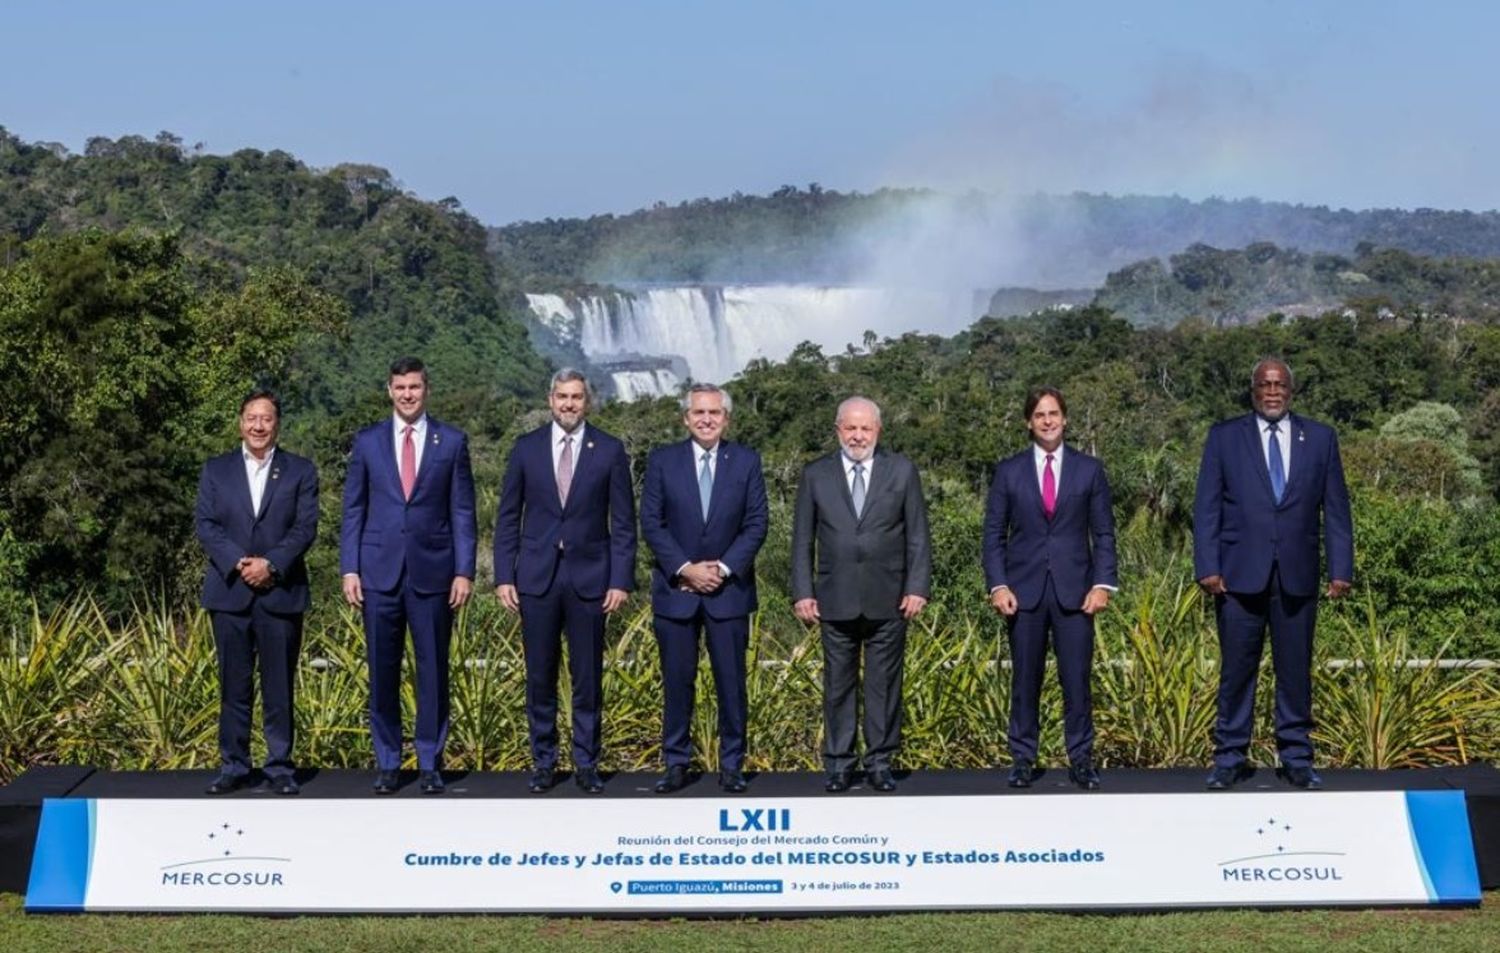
194, 354, 1351, 797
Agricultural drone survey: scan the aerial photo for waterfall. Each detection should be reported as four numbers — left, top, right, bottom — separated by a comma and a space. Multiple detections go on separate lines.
525, 286, 981, 400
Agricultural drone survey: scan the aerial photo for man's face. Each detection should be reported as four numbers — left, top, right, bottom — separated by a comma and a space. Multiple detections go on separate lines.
1251, 363, 1293, 422
239, 398, 279, 458
549, 379, 589, 431
387, 371, 428, 423
836, 403, 881, 463
683, 391, 729, 448
1027, 395, 1067, 452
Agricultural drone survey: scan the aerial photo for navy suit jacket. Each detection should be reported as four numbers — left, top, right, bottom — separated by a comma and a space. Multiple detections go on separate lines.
640, 439, 769, 621
195, 447, 319, 615
493, 423, 637, 599
339, 418, 477, 594
982, 446, 1118, 611
1193, 412, 1354, 598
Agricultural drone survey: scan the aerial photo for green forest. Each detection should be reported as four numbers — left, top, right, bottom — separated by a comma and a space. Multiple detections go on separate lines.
4, 128, 1500, 656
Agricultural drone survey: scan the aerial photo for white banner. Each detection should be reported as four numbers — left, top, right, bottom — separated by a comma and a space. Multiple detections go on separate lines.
26, 790, 1480, 912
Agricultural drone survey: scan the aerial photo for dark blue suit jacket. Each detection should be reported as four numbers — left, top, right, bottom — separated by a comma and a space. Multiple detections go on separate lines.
494, 423, 636, 598
640, 439, 769, 621
1193, 412, 1354, 597
195, 447, 319, 615
339, 418, 477, 594
982, 446, 1118, 612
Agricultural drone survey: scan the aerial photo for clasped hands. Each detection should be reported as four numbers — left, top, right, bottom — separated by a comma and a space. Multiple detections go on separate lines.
677, 561, 725, 595
236, 556, 274, 591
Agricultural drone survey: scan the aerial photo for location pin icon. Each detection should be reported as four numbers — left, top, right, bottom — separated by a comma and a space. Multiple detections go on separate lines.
610, 882, 622, 894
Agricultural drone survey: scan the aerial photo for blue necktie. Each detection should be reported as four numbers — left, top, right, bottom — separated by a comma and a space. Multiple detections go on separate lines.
851, 463, 866, 517
698, 450, 713, 520
1267, 423, 1286, 504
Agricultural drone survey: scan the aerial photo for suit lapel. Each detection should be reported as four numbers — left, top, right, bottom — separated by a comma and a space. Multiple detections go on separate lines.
830, 453, 860, 523
1241, 414, 1276, 503
253, 448, 283, 521
560, 424, 593, 516
378, 418, 404, 500
409, 419, 444, 501
705, 442, 735, 523
1017, 450, 1044, 517
1280, 414, 1308, 503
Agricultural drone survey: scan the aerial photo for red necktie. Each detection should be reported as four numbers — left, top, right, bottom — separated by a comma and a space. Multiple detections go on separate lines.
400, 425, 416, 500
1042, 453, 1056, 519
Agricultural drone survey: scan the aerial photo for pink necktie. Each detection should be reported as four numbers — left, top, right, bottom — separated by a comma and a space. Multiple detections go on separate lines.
1042, 453, 1056, 519
557, 435, 574, 506
400, 425, 416, 500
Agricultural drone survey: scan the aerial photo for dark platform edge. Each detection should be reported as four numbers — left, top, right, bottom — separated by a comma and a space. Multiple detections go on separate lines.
3, 763, 1497, 899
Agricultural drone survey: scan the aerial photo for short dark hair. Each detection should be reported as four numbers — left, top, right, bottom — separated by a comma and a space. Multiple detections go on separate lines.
239, 388, 282, 418
389, 356, 428, 382
1023, 386, 1067, 419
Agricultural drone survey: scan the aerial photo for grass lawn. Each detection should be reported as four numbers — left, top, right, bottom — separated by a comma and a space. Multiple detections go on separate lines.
2, 892, 1496, 952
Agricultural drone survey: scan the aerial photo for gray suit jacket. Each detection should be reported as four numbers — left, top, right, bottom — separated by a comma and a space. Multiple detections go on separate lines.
791, 448, 932, 621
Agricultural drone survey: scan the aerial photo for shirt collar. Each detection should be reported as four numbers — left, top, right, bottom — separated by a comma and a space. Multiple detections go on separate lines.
1032, 442, 1065, 464
552, 420, 585, 445
242, 444, 277, 468
394, 412, 428, 434
692, 441, 720, 458
841, 449, 874, 472
1255, 413, 1288, 433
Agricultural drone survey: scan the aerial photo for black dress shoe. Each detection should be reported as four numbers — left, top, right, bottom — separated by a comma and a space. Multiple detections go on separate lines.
1206, 763, 1252, 791
528, 766, 557, 793
868, 767, 897, 792
824, 771, 852, 793
205, 772, 249, 795
269, 775, 300, 796
1280, 765, 1324, 790
1007, 760, 1036, 788
575, 766, 605, 794
654, 765, 689, 794
1068, 759, 1101, 790
373, 769, 400, 795
719, 769, 748, 793
419, 770, 445, 795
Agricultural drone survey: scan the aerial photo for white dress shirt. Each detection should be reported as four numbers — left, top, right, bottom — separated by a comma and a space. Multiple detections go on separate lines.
394, 413, 429, 475
680, 441, 733, 578
1255, 414, 1292, 480
242, 444, 276, 516
1032, 442, 1064, 495
841, 450, 874, 495
551, 421, 587, 476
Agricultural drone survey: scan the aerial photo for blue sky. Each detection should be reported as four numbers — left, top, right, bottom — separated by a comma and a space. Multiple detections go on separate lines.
5, 1, 1496, 223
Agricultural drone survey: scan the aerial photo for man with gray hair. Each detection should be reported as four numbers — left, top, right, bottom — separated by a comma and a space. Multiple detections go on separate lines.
1194, 357, 1353, 791
639, 383, 768, 793
792, 396, 932, 793
494, 368, 636, 795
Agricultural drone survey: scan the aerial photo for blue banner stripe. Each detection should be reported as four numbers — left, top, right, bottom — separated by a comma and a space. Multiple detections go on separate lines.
1404, 791, 1480, 904
25, 798, 95, 911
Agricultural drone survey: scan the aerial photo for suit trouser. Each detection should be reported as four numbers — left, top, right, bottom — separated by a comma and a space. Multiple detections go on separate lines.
1213, 565, 1317, 769
363, 579, 453, 771
520, 559, 606, 770
655, 609, 749, 771
1007, 575, 1095, 764
210, 602, 302, 779
820, 615, 906, 773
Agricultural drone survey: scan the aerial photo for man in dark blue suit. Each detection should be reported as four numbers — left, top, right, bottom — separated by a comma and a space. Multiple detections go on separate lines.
495, 369, 636, 795
341, 357, 477, 795
195, 390, 319, 796
640, 383, 768, 794
983, 387, 1118, 790
1194, 358, 1353, 790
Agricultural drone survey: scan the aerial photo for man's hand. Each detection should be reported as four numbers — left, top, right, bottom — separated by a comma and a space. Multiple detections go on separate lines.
449, 576, 473, 609
238, 556, 273, 590
495, 583, 519, 613
342, 573, 364, 609
1198, 574, 1227, 595
679, 562, 724, 594
899, 594, 928, 621
990, 585, 1018, 617
603, 588, 629, 613
794, 598, 820, 624
1081, 587, 1111, 615
1326, 579, 1353, 599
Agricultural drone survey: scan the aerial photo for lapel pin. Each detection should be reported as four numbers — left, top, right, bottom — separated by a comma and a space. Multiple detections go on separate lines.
1298, 430, 1305, 442
271, 470, 280, 480
432, 433, 441, 445
587, 441, 595, 449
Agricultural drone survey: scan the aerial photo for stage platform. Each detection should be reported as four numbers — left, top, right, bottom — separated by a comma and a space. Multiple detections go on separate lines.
4, 763, 1497, 900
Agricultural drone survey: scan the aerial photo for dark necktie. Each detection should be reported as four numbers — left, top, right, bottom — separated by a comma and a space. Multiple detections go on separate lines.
1268, 423, 1286, 504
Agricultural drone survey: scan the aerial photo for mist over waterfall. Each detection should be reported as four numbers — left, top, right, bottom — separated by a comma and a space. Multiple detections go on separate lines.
525, 286, 984, 399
